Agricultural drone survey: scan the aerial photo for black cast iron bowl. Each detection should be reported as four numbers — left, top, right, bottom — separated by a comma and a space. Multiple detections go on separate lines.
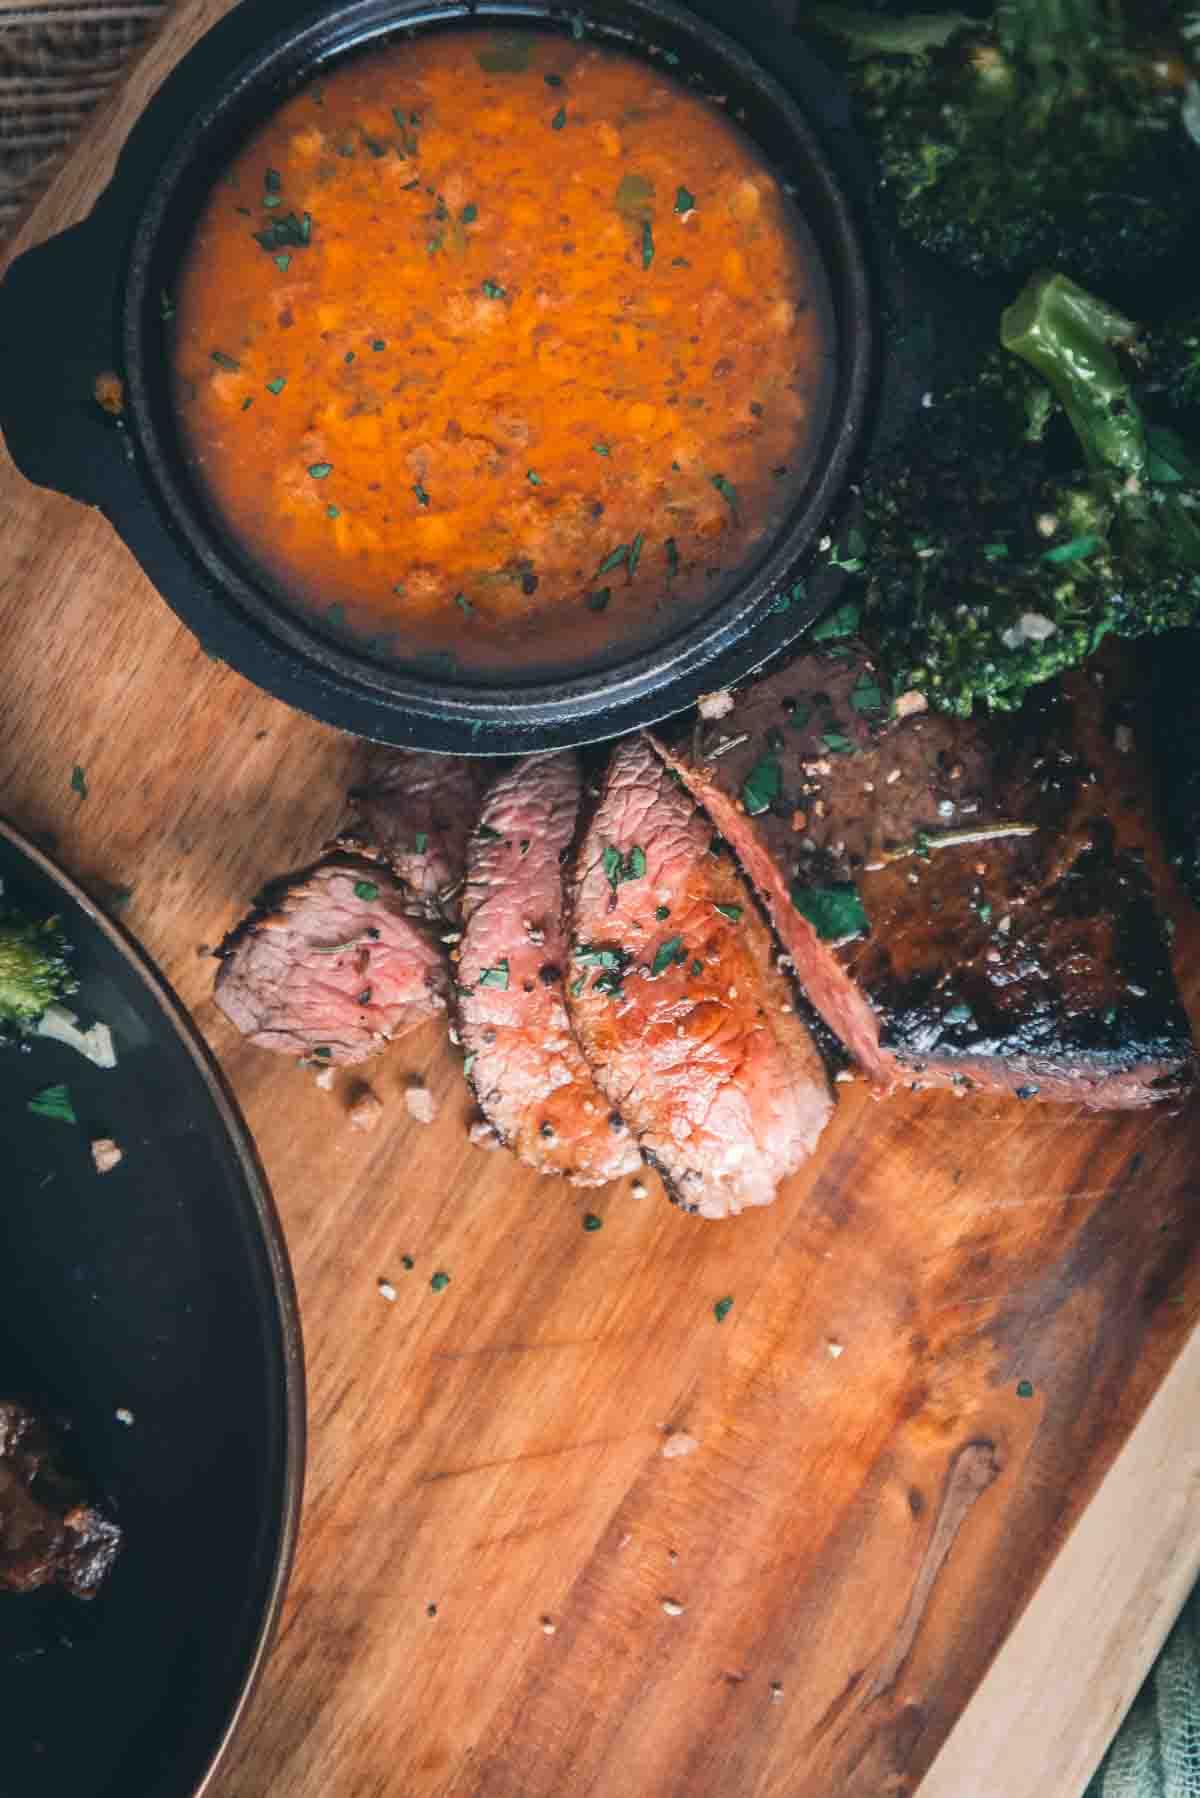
0, 0, 874, 754
0, 817, 304, 1798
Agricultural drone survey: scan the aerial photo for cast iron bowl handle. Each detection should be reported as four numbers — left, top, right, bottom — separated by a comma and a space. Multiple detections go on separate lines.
0, 198, 129, 507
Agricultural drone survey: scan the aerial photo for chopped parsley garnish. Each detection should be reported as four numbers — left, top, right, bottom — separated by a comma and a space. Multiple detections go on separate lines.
603, 844, 646, 894
1042, 533, 1103, 565
327, 504, 340, 519
372, 338, 386, 351
527, 469, 542, 485
454, 592, 473, 615
461, 202, 478, 224
714, 903, 742, 922
656, 905, 670, 921
787, 699, 812, 730
714, 1296, 734, 1323
413, 483, 430, 507
345, 351, 355, 364
571, 11, 584, 38
741, 756, 781, 816
252, 211, 310, 253
415, 832, 429, 854
828, 527, 866, 573
628, 531, 644, 577
1016, 1379, 1034, 1398
551, 105, 567, 130
582, 1213, 603, 1231
983, 541, 1009, 561
308, 463, 333, 479
476, 823, 502, 840
462, 1052, 476, 1079
354, 880, 379, 901
546, 72, 563, 86
274, 253, 291, 272
570, 974, 586, 997
691, 959, 704, 977
312, 1046, 332, 1058
649, 936, 683, 976
665, 537, 680, 577
430, 1271, 451, 1292
587, 588, 610, 612
641, 218, 654, 269
70, 764, 88, 800
482, 279, 506, 299
519, 839, 530, 856
265, 169, 282, 193
593, 442, 611, 456
263, 194, 281, 209
810, 599, 860, 642
242, 397, 254, 411
28, 1084, 76, 1124
211, 350, 240, 371
675, 184, 695, 212
596, 544, 629, 576
790, 881, 869, 942
401, 1254, 415, 1270
478, 961, 510, 989
710, 473, 739, 516
850, 677, 883, 713
265, 376, 286, 394
573, 944, 626, 969
820, 730, 855, 754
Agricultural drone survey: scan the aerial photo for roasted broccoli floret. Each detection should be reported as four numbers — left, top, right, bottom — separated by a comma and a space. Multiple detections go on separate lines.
812, 0, 1200, 286
860, 271, 1200, 716
0, 906, 77, 1037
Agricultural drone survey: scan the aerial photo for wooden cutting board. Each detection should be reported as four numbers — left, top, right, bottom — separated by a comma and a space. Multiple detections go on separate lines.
4, 8, 1200, 1796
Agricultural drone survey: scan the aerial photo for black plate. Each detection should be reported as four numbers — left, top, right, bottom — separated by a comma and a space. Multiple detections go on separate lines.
0, 819, 304, 1798
0, 0, 875, 754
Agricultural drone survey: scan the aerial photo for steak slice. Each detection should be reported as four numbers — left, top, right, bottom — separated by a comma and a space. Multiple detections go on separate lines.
567, 737, 833, 1218
457, 752, 641, 1186
339, 751, 488, 914
1, 1400, 121, 1600
655, 644, 1194, 1107
215, 856, 447, 1064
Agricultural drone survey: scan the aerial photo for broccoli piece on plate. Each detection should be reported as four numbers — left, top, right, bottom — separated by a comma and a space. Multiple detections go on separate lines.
0, 906, 77, 1037
812, 0, 1200, 286
860, 271, 1200, 716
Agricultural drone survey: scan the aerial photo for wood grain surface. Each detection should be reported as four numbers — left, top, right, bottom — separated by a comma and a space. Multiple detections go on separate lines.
3, 7, 1200, 1796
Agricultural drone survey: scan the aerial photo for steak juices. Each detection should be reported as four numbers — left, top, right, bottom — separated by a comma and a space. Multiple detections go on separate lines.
169, 27, 832, 677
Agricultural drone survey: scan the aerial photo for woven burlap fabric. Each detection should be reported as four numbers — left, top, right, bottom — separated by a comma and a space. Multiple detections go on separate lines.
0, 0, 165, 240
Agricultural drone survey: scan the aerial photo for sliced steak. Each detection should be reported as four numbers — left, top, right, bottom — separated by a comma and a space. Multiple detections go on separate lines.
215, 856, 447, 1064
1, 1400, 122, 1599
457, 752, 641, 1186
655, 644, 1194, 1108
339, 751, 488, 914
567, 737, 833, 1219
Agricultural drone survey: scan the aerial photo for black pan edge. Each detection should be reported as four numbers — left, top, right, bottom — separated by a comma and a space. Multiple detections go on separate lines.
0, 813, 306, 1798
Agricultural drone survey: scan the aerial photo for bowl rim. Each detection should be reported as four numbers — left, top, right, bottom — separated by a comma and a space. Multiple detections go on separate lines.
118, 0, 874, 749
0, 813, 306, 1798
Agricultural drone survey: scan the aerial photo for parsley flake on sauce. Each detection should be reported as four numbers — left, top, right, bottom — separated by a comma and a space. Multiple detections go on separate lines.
308, 463, 333, 480
790, 881, 869, 942
327, 504, 340, 519
478, 961, 510, 989
582, 1212, 603, 1231
741, 756, 780, 816
714, 903, 743, 922
70, 764, 88, 800
265, 376, 286, 394
415, 832, 429, 854
665, 537, 680, 577
455, 592, 473, 615
527, 469, 542, 485
593, 442, 611, 456
587, 589, 610, 612
596, 544, 629, 576
461, 202, 478, 224
603, 844, 647, 894
641, 218, 654, 269
273, 253, 291, 272
354, 880, 379, 901
711, 473, 739, 516
413, 483, 430, 507
628, 531, 644, 577
430, 1271, 451, 1292
714, 1296, 734, 1323
551, 105, 567, 130
482, 279, 506, 299
28, 1084, 76, 1124
675, 184, 695, 213
211, 350, 241, 372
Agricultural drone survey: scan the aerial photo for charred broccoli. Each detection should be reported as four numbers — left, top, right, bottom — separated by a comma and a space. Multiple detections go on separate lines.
813, 0, 1200, 287
0, 906, 77, 1038
860, 271, 1200, 716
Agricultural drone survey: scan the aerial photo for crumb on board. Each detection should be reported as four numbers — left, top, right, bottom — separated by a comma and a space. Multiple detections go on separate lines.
349, 1085, 383, 1129
404, 1078, 438, 1124
826, 1340, 844, 1359
661, 1598, 686, 1617
769, 1681, 784, 1703
314, 1066, 335, 1091
378, 1278, 397, 1303
540, 1616, 557, 1635
91, 1138, 123, 1175
697, 689, 735, 721
630, 1178, 648, 1199
114, 1407, 135, 1426
661, 1432, 700, 1459
469, 1116, 503, 1150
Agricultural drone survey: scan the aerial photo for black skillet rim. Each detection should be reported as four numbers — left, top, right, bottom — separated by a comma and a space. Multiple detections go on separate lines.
0, 813, 307, 1798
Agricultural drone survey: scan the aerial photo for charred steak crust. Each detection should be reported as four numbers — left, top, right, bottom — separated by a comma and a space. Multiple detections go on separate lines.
457, 752, 641, 1186
214, 854, 447, 1065
656, 645, 1194, 1107
338, 750, 488, 915
1145, 630, 1200, 910
566, 737, 833, 1220
0, 1401, 122, 1600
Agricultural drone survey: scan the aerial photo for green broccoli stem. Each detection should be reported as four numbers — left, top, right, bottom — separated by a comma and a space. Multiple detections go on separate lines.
1000, 271, 1145, 475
